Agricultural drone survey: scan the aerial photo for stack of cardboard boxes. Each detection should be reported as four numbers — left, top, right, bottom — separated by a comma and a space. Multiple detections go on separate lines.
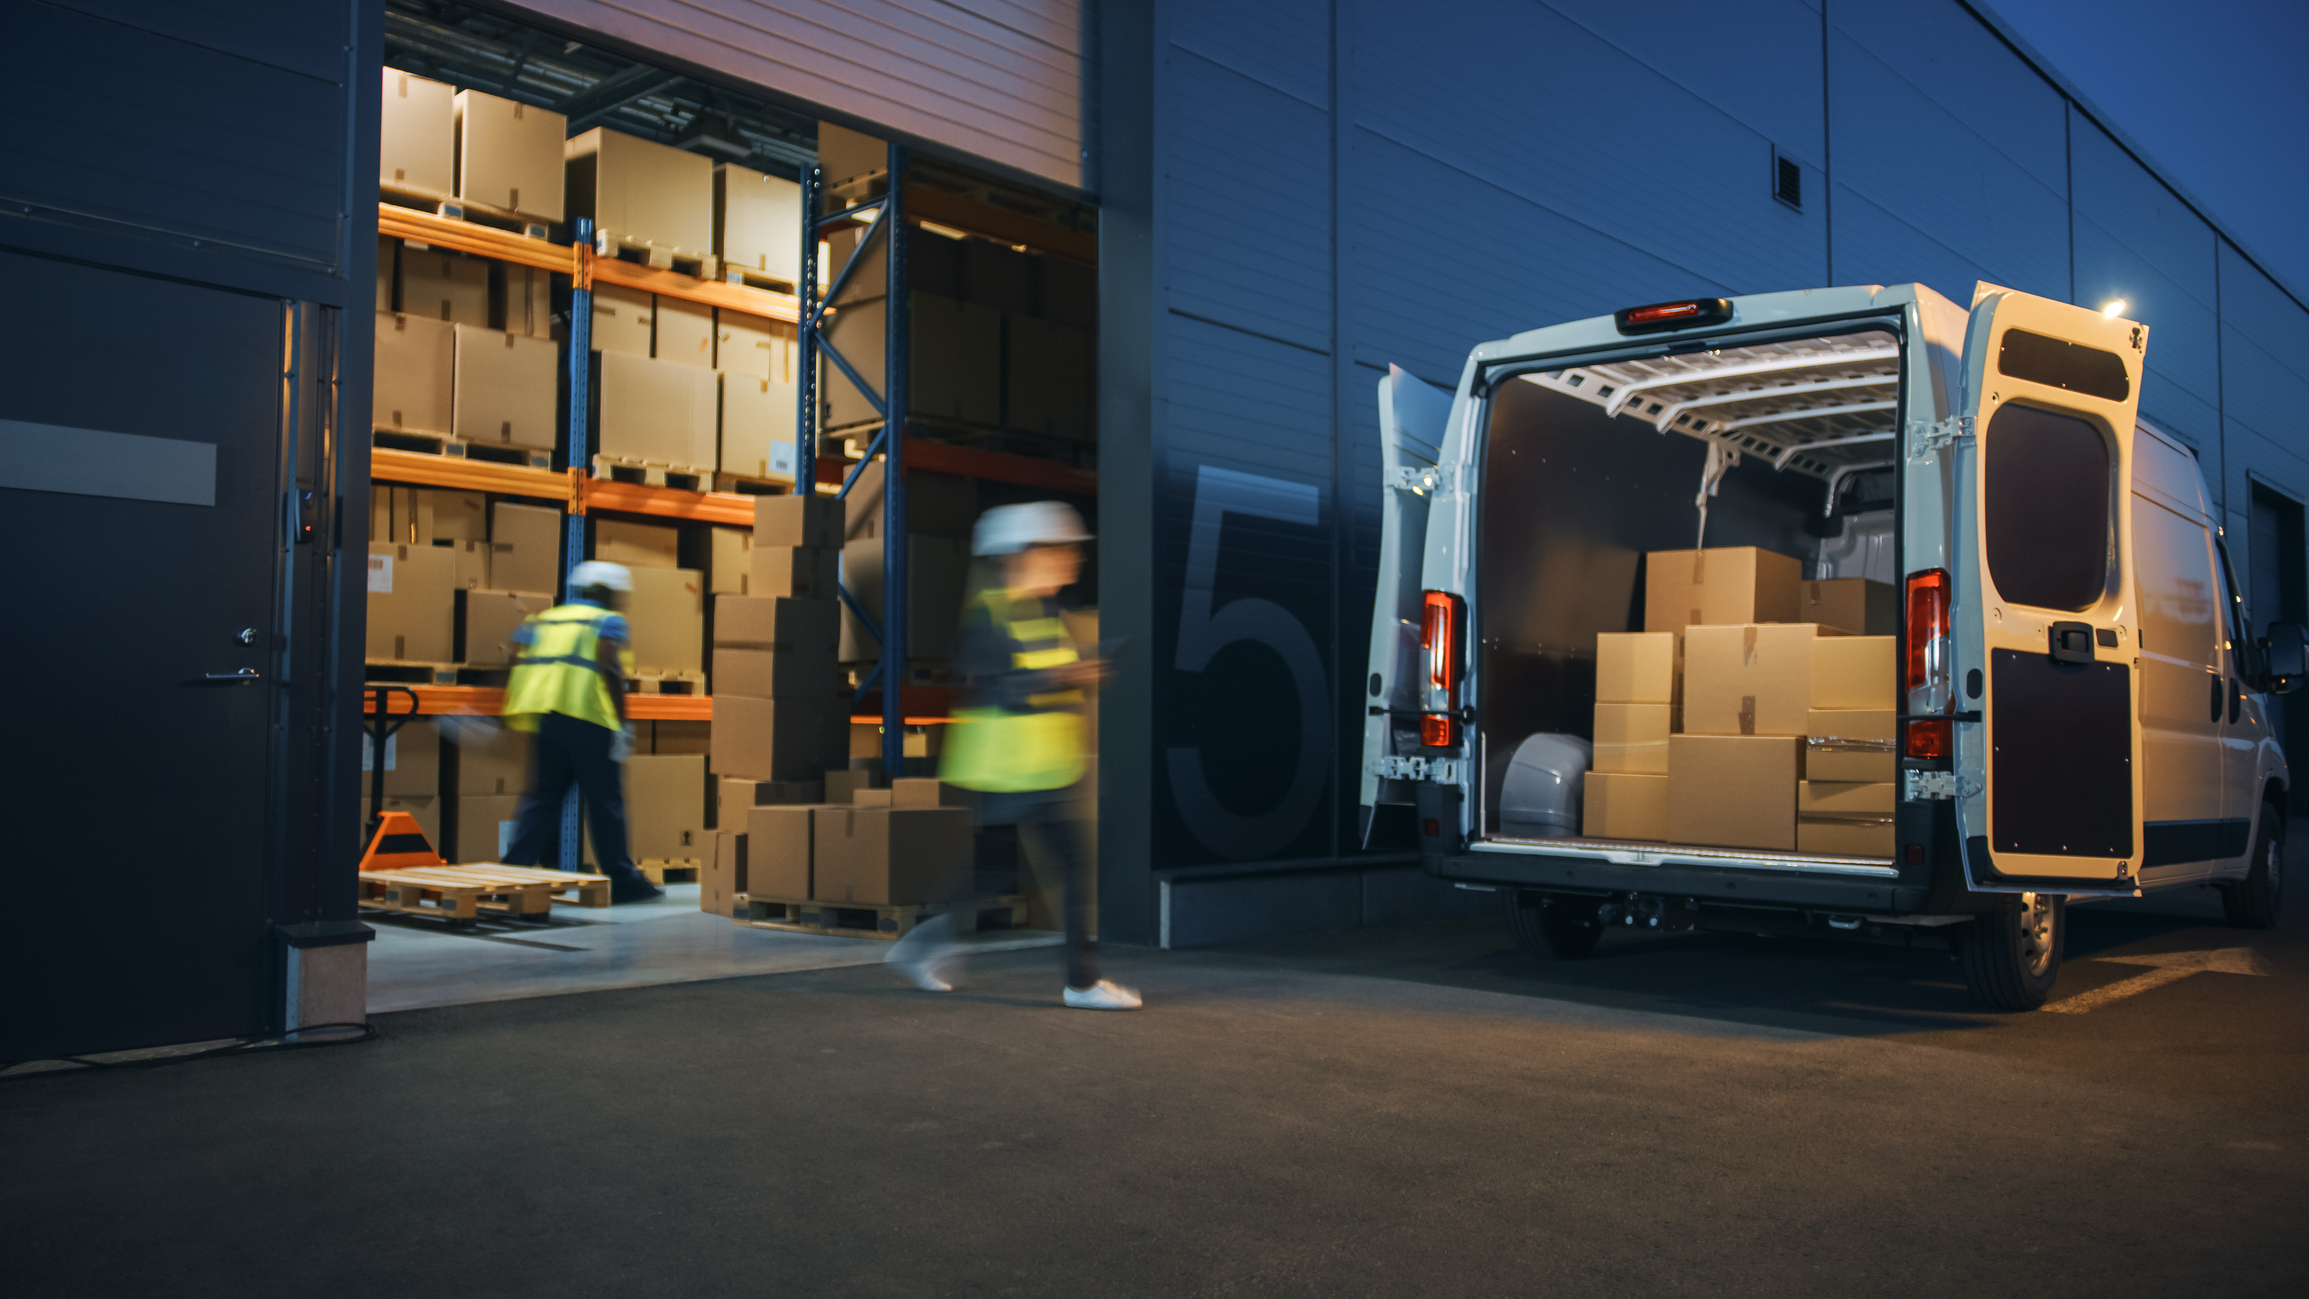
1581, 547, 1898, 856
367, 490, 560, 666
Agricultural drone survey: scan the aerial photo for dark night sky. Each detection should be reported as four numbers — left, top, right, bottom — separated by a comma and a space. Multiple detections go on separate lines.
1982, 0, 2309, 304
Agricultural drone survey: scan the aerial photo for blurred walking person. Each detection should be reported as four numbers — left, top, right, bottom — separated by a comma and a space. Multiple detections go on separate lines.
884, 502, 1139, 1009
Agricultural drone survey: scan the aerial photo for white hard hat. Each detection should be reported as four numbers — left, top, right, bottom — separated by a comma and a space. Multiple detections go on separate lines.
570, 560, 632, 592
971, 502, 1093, 556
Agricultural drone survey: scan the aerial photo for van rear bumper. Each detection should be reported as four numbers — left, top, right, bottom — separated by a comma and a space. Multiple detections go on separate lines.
1437, 839, 1932, 914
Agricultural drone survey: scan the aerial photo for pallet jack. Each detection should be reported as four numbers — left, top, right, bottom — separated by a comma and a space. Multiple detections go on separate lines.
360, 685, 443, 872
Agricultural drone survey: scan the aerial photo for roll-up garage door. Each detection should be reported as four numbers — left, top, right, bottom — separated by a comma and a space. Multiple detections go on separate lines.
498, 0, 1087, 191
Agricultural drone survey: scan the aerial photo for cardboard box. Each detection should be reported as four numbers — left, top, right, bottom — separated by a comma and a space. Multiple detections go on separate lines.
489, 502, 561, 595
453, 88, 565, 222
652, 721, 711, 755
418, 489, 490, 543
597, 350, 718, 470
452, 325, 558, 450
363, 717, 440, 798
625, 754, 706, 864
1592, 702, 1671, 775
752, 493, 845, 550
373, 313, 454, 434
1797, 780, 1896, 857
462, 590, 550, 667
363, 794, 441, 851
451, 721, 532, 797
719, 776, 822, 825
380, 69, 453, 195
399, 250, 490, 327
447, 539, 490, 591
1801, 578, 1897, 637
1596, 632, 1676, 704
1582, 771, 1668, 841
811, 806, 973, 905
892, 777, 957, 808
746, 805, 815, 899
1666, 734, 1798, 851
711, 695, 847, 781
377, 236, 396, 312
840, 458, 975, 542
655, 295, 714, 368
822, 294, 1007, 429
715, 309, 794, 384
714, 646, 835, 701
824, 770, 878, 804
1813, 636, 1896, 711
1805, 709, 1898, 782
1644, 547, 1803, 637
367, 542, 456, 662
710, 527, 752, 595
704, 831, 747, 915
564, 126, 713, 257
840, 534, 970, 661
852, 723, 944, 759
817, 121, 887, 192
1005, 313, 1094, 440
751, 545, 840, 601
849, 788, 894, 808
625, 566, 704, 676
715, 593, 840, 654
720, 371, 798, 482
1683, 623, 1820, 737
505, 264, 555, 339
452, 793, 524, 864
594, 518, 680, 569
715, 164, 802, 281
591, 283, 653, 357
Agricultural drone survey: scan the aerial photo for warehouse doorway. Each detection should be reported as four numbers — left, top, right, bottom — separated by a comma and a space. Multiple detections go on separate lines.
2249, 481, 2309, 813
0, 251, 291, 1059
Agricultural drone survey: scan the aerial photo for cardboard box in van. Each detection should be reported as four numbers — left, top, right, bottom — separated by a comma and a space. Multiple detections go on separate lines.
1592, 703, 1670, 774
1666, 734, 1798, 851
1805, 709, 1897, 782
1644, 547, 1801, 638
1801, 578, 1897, 637
1798, 780, 1895, 856
1813, 636, 1897, 710
1682, 624, 1819, 737
1583, 771, 1667, 840
1595, 632, 1675, 704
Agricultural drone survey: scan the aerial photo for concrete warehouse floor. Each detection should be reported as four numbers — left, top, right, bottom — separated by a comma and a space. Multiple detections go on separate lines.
4, 884, 2305, 1297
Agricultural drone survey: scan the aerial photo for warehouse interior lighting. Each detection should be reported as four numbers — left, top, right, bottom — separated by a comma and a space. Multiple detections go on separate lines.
2101, 298, 2128, 318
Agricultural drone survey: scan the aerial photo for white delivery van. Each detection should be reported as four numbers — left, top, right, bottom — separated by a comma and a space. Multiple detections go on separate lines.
1363, 283, 2302, 1009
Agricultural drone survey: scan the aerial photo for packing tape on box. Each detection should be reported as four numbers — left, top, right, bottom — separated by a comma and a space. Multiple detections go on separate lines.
1739, 695, 1756, 736
1799, 813, 1896, 827
1807, 737, 1898, 754
1742, 624, 1757, 666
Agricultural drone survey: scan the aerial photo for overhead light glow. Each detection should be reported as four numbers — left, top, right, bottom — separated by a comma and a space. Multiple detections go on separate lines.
2101, 298, 2128, 319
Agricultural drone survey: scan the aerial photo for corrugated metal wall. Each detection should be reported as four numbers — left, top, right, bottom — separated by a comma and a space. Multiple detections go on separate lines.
502, 0, 1088, 189
1133, 0, 2309, 908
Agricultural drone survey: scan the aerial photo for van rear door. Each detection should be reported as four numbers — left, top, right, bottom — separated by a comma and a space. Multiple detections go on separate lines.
1360, 365, 1453, 842
1951, 285, 2149, 889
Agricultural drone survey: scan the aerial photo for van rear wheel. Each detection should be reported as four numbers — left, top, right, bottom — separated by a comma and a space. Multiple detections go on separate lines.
1958, 891, 2064, 1011
1506, 890, 1604, 960
2222, 801, 2284, 930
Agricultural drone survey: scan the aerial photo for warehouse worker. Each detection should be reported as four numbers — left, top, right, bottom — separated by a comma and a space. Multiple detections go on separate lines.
885, 502, 1139, 1010
499, 560, 664, 904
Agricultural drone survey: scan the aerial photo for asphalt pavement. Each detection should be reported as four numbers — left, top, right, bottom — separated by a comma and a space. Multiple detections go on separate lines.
3, 865, 2303, 1297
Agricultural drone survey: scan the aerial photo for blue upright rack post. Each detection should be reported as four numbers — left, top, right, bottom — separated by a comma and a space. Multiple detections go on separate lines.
879, 144, 909, 778
558, 216, 594, 870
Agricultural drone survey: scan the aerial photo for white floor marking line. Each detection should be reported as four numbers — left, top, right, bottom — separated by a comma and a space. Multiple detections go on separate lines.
2041, 946, 2272, 1014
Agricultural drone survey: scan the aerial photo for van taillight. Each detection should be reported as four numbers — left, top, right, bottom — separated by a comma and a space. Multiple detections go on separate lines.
1421, 591, 1464, 747
1905, 569, 1953, 759
1613, 297, 1733, 334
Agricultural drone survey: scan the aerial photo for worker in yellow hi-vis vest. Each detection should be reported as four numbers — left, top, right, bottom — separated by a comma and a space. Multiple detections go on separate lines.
884, 502, 1140, 1010
500, 560, 663, 903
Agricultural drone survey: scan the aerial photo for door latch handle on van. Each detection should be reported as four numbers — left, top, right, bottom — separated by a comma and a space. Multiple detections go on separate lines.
2048, 621, 2095, 664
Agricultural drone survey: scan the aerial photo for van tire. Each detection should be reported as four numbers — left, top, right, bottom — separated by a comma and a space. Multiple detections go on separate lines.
2222, 801, 2284, 930
1506, 891, 1604, 960
1958, 892, 2064, 1011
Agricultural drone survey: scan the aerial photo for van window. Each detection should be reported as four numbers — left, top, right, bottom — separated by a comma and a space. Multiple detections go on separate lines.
1984, 404, 2111, 610
1998, 329, 2130, 402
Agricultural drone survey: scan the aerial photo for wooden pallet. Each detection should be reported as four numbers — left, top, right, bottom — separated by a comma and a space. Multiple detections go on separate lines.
451, 863, 615, 908
712, 472, 797, 496
358, 866, 560, 925
734, 893, 1028, 941
384, 185, 554, 240
590, 456, 711, 491
365, 659, 460, 685
722, 266, 797, 296
374, 428, 554, 469
598, 234, 716, 280
627, 670, 706, 696
635, 858, 703, 885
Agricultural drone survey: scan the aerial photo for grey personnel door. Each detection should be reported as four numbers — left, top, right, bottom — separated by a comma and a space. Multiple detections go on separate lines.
0, 249, 286, 1060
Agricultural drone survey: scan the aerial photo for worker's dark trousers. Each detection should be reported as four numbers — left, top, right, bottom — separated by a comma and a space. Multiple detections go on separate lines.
974, 786, 1098, 990
504, 713, 646, 888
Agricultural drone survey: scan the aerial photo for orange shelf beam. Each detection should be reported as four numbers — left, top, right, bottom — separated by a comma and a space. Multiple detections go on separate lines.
370, 449, 577, 500
378, 203, 578, 276
362, 685, 712, 721
577, 476, 764, 526
591, 254, 800, 323
904, 184, 1096, 265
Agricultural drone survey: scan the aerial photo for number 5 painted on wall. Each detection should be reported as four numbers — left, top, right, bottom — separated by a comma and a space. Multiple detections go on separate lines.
1168, 464, 1329, 860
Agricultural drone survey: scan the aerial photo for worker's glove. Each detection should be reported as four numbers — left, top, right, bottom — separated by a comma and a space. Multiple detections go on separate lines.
610, 722, 637, 763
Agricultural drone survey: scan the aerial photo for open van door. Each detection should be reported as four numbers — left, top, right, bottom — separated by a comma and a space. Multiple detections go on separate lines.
1948, 285, 2149, 891
1360, 365, 1453, 844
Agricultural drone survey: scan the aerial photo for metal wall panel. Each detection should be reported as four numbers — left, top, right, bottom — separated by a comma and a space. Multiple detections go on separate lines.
1168, 0, 1330, 109
502, 0, 1087, 189
2221, 244, 2309, 456
1543, 0, 1827, 167
57, 0, 355, 80
0, 2, 349, 271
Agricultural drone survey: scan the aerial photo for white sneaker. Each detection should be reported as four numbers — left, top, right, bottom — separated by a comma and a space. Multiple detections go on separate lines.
1062, 979, 1142, 1011
886, 914, 958, 992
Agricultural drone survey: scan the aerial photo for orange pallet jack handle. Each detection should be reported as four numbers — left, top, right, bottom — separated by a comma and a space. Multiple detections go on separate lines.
364, 685, 422, 849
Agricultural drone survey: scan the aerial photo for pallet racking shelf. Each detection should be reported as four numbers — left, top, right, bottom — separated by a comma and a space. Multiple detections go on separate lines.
370, 448, 577, 500
588, 254, 800, 322
379, 202, 578, 276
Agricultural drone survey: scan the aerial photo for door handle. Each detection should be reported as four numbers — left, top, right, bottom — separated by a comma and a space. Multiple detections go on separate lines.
2230, 677, 2243, 724
204, 667, 262, 684
2048, 621, 2095, 665
2211, 673, 2225, 722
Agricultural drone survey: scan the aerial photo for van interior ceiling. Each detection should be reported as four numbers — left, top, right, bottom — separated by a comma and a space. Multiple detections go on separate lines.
1477, 328, 1902, 837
